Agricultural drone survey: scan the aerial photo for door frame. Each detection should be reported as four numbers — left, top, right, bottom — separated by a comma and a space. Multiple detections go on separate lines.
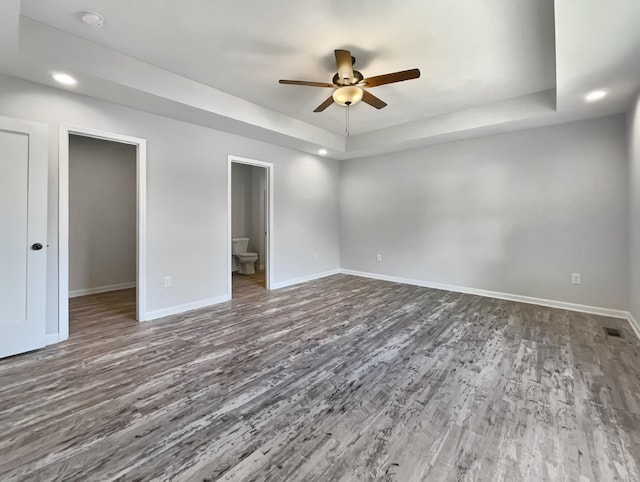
227, 155, 274, 296
58, 126, 147, 340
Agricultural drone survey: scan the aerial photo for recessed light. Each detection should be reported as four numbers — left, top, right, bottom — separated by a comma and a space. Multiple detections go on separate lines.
318, 149, 328, 156
81, 10, 104, 27
585, 90, 607, 102
52, 73, 77, 86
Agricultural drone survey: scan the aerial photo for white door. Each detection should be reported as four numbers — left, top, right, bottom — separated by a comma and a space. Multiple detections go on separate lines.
0, 116, 48, 358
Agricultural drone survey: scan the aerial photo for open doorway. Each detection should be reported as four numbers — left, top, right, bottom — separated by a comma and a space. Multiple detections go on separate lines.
68, 135, 136, 335
59, 127, 147, 341
228, 155, 273, 299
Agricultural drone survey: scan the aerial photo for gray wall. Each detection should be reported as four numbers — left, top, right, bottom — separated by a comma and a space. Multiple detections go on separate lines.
340, 116, 629, 310
0, 73, 633, 336
69, 135, 136, 292
0, 74, 340, 334
249, 166, 267, 267
629, 94, 640, 321
231, 163, 251, 239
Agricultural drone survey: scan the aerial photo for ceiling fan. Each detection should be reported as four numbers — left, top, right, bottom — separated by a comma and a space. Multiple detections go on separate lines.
279, 49, 421, 112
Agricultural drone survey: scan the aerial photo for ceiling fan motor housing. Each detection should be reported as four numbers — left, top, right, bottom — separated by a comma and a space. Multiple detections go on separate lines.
333, 70, 364, 86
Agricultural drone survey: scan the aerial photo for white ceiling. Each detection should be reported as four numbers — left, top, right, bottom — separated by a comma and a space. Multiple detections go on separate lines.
1, 0, 639, 159
19, 0, 557, 136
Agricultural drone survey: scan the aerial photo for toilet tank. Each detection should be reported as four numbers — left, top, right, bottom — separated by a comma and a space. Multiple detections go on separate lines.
232, 237, 249, 254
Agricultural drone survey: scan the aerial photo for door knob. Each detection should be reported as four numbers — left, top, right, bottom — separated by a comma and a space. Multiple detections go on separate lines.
31, 243, 43, 251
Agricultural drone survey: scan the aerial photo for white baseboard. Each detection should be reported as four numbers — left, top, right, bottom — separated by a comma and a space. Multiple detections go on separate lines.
69, 282, 136, 298
339, 269, 630, 320
43, 271, 640, 345
144, 294, 231, 321
271, 269, 341, 290
628, 313, 640, 340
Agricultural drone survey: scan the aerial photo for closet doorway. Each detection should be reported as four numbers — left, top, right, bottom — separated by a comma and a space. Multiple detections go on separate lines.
59, 127, 147, 340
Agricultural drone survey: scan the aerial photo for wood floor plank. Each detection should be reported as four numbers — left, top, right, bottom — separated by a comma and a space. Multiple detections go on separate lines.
1, 274, 640, 481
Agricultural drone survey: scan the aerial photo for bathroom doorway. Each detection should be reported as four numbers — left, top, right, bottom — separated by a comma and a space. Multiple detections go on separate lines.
228, 155, 273, 298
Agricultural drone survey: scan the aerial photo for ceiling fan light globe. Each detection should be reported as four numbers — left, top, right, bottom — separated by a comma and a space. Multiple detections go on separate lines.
333, 86, 363, 106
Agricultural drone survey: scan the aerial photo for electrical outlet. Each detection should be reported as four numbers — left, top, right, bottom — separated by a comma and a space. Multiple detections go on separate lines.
164, 276, 172, 288
571, 273, 581, 285
376, 254, 382, 262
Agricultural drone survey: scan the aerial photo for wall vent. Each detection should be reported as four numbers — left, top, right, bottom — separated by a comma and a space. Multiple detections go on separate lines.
603, 327, 624, 338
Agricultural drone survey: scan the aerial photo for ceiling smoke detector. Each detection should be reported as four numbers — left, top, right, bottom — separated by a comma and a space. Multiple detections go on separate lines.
81, 11, 104, 27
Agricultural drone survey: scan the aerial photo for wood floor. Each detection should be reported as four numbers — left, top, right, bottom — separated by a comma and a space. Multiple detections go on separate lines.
69, 287, 137, 335
232, 269, 266, 300
1, 274, 640, 481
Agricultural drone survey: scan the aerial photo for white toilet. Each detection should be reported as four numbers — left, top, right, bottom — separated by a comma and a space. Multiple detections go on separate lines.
232, 237, 259, 275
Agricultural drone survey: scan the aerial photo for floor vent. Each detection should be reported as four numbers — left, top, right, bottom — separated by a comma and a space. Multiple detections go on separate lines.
603, 327, 624, 338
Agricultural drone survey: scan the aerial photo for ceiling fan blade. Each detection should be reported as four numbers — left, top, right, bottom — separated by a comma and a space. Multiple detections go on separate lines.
279, 80, 335, 88
361, 68, 421, 88
334, 49, 354, 84
313, 96, 335, 112
361, 90, 387, 109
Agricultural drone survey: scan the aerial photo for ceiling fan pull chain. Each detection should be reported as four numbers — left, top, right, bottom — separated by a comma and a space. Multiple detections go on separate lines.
346, 104, 350, 137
